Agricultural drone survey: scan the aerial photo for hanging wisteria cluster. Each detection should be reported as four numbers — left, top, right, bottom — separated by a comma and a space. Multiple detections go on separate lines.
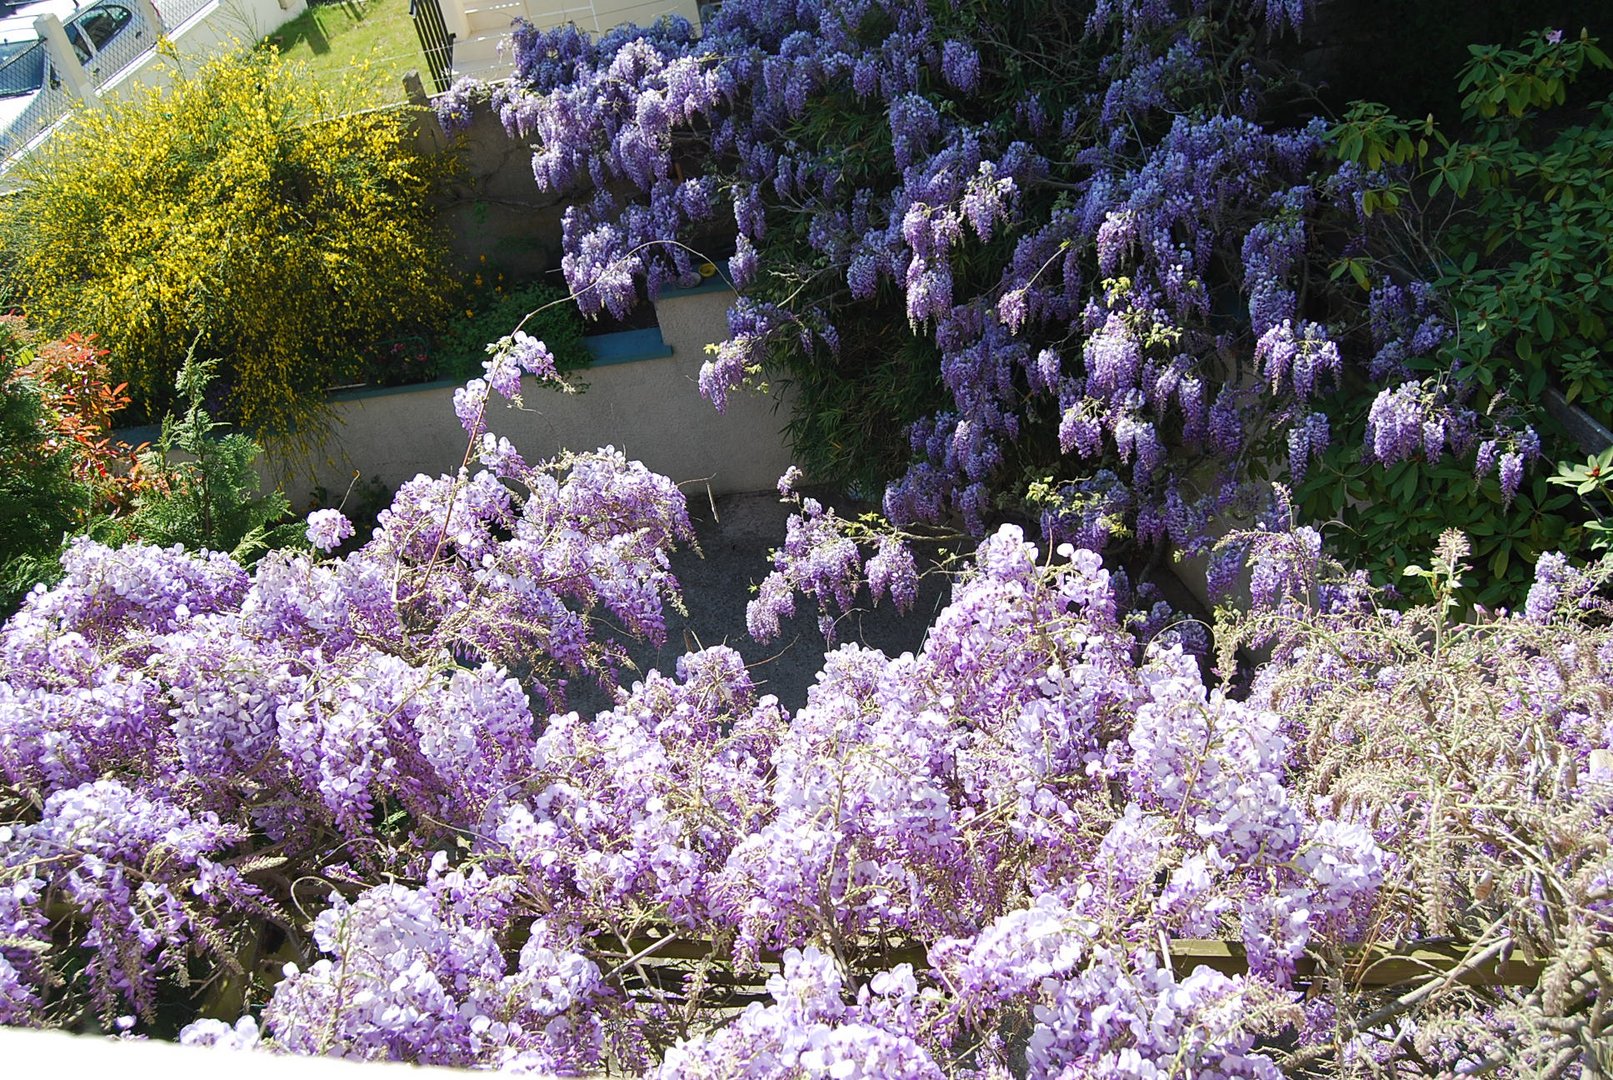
3, 363, 1611, 1072
453, 0, 1544, 594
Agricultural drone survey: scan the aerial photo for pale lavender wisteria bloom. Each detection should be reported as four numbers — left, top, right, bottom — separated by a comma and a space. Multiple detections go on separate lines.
305, 509, 354, 552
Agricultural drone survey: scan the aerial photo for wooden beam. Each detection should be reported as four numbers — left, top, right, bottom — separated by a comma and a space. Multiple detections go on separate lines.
588, 933, 1551, 990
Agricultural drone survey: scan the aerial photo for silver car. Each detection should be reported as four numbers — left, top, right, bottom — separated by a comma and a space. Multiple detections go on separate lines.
0, 0, 142, 150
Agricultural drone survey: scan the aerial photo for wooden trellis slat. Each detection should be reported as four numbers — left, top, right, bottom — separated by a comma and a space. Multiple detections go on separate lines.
588, 933, 1550, 991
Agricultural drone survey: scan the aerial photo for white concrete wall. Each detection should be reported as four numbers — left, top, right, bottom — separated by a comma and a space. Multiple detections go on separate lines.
0, 1026, 457, 1078
593, 0, 699, 31
267, 284, 795, 501
166, 0, 308, 63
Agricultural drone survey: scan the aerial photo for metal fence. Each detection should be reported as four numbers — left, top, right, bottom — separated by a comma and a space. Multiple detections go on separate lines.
0, 40, 45, 97
152, 0, 213, 30
0, 50, 87, 159
0, 0, 166, 167
409, 0, 453, 93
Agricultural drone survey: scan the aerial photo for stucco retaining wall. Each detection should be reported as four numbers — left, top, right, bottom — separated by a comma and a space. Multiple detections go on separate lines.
410, 95, 573, 281
264, 278, 793, 501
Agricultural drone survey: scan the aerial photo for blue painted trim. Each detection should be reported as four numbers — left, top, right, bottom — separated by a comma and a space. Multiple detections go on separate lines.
584, 326, 673, 365
320, 327, 673, 403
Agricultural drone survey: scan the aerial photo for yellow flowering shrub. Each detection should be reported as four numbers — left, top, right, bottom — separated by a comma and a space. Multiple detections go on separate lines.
1, 49, 451, 437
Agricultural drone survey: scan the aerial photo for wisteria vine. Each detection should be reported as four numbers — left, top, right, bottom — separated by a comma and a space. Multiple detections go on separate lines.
2, 0, 1609, 1073
3, 361, 1611, 1073
448, 0, 1551, 608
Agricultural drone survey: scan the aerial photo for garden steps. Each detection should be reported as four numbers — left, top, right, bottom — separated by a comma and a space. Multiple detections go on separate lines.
449, 27, 515, 80
442, 0, 601, 80
444, 0, 704, 82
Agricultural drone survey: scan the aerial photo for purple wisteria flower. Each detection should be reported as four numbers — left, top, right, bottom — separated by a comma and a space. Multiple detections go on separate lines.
865, 533, 919, 611
1365, 382, 1422, 463
6, 2, 1604, 1071
434, 76, 479, 135
1499, 450, 1525, 506
483, 330, 559, 402
940, 39, 980, 94
2, 492, 1603, 1072
487, 0, 1383, 575
305, 509, 355, 552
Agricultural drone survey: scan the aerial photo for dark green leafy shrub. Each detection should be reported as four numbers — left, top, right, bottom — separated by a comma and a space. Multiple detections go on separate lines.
1303, 28, 1613, 604
1550, 447, 1613, 552
432, 280, 590, 384
1301, 440, 1577, 602
0, 332, 92, 612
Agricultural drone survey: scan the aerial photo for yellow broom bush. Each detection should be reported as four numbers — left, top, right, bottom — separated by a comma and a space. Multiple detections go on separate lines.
1, 48, 451, 438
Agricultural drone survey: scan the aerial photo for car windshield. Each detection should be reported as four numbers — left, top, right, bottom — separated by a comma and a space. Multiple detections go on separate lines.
0, 38, 43, 98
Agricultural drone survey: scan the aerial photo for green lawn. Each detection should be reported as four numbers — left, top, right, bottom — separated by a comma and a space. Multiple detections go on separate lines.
262, 0, 424, 103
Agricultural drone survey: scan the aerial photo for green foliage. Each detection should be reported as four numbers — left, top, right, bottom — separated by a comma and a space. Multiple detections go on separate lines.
97, 355, 302, 562
779, 324, 949, 498
1310, 0, 1609, 121
0, 331, 92, 612
1301, 406, 1578, 608
1443, 37, 1613, 423
0, 48, 452, 440
1399, 528, 1473, 622
1331, 29, 1613, 415
1549, 446, 1613, 552
1309, 28, 1613, 604
432, 279, 590, 385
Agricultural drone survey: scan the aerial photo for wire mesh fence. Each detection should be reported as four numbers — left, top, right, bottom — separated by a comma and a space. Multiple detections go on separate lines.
0, 0, 187, 167
83, 4, 160, 89
152, 0, 213, 30
0, 52, 85, 159
0, 39, 46, 97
